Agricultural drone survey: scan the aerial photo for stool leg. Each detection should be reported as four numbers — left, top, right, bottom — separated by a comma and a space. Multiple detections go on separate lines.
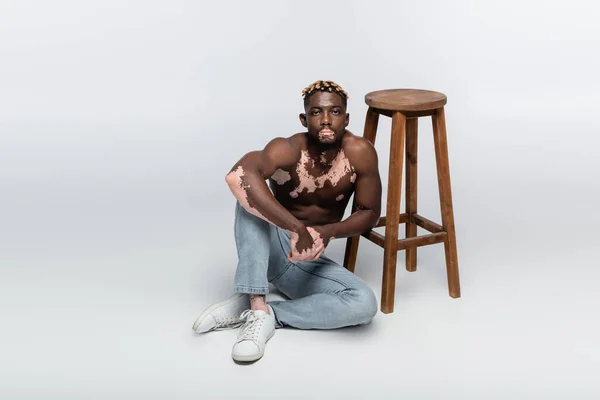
432, 107, 461, 298
344, 107, 379, 272
362, 107, 380, 146
381, 111, 406, 313
343, 232, 359, 273
405, 118, 418, 272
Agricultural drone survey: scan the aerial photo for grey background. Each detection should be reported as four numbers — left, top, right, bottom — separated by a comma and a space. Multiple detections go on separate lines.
1, 0, 599, 398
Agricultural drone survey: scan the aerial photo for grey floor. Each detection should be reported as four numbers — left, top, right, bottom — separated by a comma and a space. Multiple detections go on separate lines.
2, 173, 599, 399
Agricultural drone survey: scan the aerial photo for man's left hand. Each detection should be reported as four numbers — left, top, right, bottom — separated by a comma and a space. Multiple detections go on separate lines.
310, 225, 334, 248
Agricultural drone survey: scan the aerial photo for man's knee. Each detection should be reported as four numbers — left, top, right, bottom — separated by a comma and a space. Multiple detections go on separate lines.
347, 285, 378, 325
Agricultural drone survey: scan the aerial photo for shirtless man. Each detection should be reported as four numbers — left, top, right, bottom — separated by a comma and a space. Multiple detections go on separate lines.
192, 80, 382, 362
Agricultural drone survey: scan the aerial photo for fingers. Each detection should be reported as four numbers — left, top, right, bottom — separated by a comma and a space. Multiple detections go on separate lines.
306, 227, 322, 242
289, 250, 312, 263
288, 244, 324, 263
304, 247, 324, 262
304, 239, 325, 261
287, 227, 326, 263
289, 240, 325, 263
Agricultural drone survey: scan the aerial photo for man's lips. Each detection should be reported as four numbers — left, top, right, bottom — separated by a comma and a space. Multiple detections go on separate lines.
319, 129, 335, 138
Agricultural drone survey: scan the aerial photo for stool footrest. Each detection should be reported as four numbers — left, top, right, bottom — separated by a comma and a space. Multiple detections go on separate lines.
362, 213, 447, 250
397, 232, 447, 250
361, 230, 385, 247
412, 214, 443, 233
376, 213, 409, 228
361, 229, 447, 250
375, 213, 443, 233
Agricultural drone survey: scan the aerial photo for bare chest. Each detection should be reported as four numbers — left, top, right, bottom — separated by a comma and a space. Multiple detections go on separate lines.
269, 149, 357, 204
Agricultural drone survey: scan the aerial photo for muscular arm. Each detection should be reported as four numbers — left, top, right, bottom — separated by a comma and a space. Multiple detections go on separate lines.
319, 139, 382, 240
225, 137, 306, 233
226, 138, 324, 259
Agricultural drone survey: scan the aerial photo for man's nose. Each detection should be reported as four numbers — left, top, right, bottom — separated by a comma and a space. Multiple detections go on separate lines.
321, 112, 331, 125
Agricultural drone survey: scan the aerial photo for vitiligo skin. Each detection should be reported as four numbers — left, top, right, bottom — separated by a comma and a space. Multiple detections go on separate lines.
270, 169, 291, 185
227, 166, 270, 222
288, 226, 324, 261
289, 150, 352, 198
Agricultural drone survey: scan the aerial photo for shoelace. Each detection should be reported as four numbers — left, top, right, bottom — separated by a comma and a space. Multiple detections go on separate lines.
237, 310, 264, 342
214, 315, 241, 328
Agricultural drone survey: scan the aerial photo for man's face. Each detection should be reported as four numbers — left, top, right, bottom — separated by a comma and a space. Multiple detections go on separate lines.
300, 91, 349, 146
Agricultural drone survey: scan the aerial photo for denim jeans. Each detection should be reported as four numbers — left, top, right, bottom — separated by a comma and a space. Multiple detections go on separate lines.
233, 201, 378, 329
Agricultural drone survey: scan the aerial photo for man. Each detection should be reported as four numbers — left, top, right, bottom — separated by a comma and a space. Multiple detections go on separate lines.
192, 80, 382, 362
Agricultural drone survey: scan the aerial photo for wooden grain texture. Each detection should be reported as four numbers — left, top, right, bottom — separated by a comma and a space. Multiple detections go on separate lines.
363, 107, 380, 145
376, 213, 409, 228
432, 107, 461, 298
366, 89, 447, 112
381, 111, 406, 313
343, 107, 380, 272
361, 230, 385, 248
412, 214, 443, 233
405, 118, 418, 272
343, 237, 359, 273
396, 232, 447, 251
372, 108, 436, 119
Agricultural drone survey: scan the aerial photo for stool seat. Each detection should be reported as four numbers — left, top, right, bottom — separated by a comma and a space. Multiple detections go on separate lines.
365, 89, 447, 112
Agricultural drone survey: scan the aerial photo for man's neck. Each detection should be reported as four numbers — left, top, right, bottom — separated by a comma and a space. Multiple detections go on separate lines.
306, 131, 346, 166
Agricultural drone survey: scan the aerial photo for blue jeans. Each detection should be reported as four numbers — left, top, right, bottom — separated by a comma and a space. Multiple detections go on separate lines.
233, 201, 378, 329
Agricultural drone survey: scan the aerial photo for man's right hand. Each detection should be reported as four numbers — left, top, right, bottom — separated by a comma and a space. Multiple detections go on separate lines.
287, 227, 324, 263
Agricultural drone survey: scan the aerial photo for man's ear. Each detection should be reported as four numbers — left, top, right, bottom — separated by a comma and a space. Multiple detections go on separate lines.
299, 113, 307, 128
345, 113, 350, 127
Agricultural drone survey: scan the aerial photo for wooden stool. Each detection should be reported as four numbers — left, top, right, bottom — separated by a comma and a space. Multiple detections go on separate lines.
343, 89, 461, 313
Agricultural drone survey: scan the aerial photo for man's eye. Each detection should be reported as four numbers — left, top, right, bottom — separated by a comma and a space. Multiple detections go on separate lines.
332, 110, 340, 115
311, 110, 320, 115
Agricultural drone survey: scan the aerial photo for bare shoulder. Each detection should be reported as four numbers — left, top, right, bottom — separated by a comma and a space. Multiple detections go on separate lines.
342, 131, 379, 171
262, 135, 302, 169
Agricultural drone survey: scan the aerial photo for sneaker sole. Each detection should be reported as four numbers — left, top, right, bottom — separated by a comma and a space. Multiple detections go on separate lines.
192, 292, 247, 333
231, 328, 275, 362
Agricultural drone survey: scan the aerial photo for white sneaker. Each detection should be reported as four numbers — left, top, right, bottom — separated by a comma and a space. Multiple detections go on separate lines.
192, 293, 249, 333
231, 305, 276, 362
